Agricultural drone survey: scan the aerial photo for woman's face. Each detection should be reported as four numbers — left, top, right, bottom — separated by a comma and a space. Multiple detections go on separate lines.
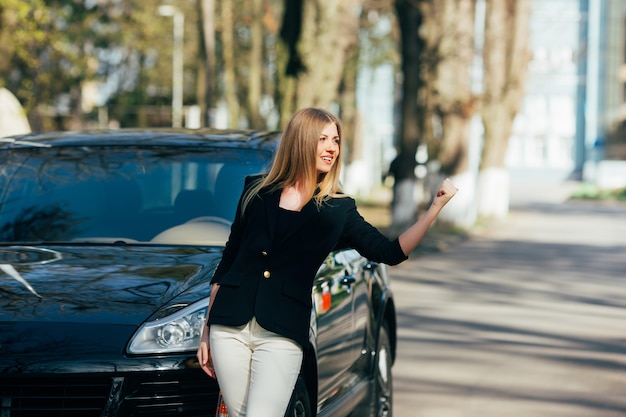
316, 122, 340, 174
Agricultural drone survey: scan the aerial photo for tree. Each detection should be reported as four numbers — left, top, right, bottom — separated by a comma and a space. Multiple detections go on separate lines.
391, 0, 532, 228
246, 0, 265, 128
276, 0, 363, 126
207, 0, 282, 129
421, 0, 477, 228
478, 0, 531, 219
0, 0, 75, 130
392, 0, 477, 229
391, 0, 426, 232
424, 0, 476, 177
0, 0, 213, 130
219, 0, 239, 127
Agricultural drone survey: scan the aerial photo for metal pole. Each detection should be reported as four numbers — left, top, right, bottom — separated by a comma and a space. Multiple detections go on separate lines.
172, 11, 184, 128
158, 5, 184, 128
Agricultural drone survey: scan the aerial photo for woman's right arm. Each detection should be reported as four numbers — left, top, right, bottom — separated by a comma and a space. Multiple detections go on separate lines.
198, 176, 257, 376
210, 176, 255, 284
197, 283, 220, 378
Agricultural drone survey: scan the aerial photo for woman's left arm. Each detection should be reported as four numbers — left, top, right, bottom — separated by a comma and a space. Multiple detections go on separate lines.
397, 178, 458, 255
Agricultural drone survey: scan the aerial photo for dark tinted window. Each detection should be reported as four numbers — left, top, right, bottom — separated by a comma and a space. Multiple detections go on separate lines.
0, 146, 271, 244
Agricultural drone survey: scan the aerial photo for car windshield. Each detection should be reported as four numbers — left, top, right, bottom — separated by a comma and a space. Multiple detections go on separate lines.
0, 145, 272, 245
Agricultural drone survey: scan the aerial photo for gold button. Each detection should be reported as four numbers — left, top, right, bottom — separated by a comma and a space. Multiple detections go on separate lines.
261, 251, 268, 256
263, 270, 271, 279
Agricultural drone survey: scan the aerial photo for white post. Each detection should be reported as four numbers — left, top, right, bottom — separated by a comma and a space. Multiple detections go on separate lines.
172, 10, 184, 128
158, 5, 184, 128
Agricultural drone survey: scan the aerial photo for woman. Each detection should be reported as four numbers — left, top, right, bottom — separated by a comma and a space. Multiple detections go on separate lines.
197, 107, 458, 417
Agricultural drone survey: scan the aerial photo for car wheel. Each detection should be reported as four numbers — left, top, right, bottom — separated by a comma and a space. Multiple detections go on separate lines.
351, 323, 393, 417
285, 376, 312, 417
373, 323, 393, 417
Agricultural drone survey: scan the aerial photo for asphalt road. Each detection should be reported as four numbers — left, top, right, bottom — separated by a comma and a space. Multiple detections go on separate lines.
388, 191, 626, 417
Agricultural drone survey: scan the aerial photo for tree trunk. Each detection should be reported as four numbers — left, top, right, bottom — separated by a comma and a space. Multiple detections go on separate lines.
338, 32, 360, 166
297, 0, 361, 109
247, 0, 264, 128
420, 0, 478, 228
220, 0, 239, 127
478, 0, 531, 219
427, 0, 476, 177
391, 0, 425, 233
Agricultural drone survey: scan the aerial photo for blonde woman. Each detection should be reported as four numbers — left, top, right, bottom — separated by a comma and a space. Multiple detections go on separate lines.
197, 107, 458, 417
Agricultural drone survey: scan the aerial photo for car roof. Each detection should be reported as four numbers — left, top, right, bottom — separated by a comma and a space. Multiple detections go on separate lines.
0, 128, 282, 151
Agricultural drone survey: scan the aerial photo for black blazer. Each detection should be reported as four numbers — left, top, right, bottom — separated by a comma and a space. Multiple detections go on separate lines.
208, 176, 407, 349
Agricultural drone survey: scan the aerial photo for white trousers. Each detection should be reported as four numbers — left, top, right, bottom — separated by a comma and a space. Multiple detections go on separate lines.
210, 317, 304, 417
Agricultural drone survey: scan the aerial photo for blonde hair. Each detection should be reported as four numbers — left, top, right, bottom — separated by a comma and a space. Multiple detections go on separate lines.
242, 107, 344, 213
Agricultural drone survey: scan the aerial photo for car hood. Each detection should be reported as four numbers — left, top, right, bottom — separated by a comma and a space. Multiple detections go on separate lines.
0, 244, 222, 372
0, 244, 221, 325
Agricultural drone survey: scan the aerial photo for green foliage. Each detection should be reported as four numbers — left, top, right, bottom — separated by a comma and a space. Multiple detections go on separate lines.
0, 0, 401, 131
613, 187, 626, 200
570, 183, 626, 201
1, 0, 57, 110
0, 0, 200, 130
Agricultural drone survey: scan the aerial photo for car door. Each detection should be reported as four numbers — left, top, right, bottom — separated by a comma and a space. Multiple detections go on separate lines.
337, 249, 371, 371
313, 248, 364, 407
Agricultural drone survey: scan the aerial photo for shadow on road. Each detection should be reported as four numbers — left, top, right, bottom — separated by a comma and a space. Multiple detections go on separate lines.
390, 199, 626, 417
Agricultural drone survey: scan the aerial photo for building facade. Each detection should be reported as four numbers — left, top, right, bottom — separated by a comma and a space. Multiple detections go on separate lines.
509, 0, 626, 187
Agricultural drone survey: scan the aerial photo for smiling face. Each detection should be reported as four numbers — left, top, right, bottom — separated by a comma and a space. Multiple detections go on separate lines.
264, 108, 343, 199
316, 122, 340, 175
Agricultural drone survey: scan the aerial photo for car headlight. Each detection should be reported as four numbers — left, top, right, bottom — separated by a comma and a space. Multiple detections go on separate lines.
128, 298, 209, 354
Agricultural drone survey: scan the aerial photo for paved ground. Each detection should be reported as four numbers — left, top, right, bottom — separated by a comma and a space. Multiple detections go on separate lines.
388, 182, 626, 417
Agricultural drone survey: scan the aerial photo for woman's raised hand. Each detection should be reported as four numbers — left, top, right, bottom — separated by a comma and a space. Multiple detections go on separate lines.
432, 178, 458, 209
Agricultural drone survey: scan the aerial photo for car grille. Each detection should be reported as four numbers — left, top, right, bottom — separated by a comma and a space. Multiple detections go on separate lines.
122, 372, 220, 417
0, 375, 110, 417
0, 373, 219, 417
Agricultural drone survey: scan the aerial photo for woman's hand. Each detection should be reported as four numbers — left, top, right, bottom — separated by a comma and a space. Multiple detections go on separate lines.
198, 284, 220, 378
431, 178, 458, 209
197, 329, 216, 379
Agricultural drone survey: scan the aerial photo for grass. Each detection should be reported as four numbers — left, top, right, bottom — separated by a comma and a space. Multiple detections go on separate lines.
569, 183, 626, 201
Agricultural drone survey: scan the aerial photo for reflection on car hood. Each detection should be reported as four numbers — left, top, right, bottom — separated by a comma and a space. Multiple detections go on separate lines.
0, 244, 221, 324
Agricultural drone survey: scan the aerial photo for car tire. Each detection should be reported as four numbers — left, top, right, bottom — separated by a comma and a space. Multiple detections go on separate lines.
350, 323, 393, 417
285, 376, 312, 417
373, 323, 393, 417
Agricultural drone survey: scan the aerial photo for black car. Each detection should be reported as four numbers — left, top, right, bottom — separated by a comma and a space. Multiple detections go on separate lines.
0, 129, 397, 417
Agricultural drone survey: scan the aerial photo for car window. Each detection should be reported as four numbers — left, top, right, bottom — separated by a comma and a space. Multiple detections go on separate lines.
0, 146, 272, 244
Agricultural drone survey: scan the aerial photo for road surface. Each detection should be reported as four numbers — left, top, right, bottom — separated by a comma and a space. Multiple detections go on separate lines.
389, 196, 626, 417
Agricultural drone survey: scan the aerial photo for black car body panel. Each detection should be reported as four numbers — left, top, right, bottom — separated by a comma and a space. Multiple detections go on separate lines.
0, 129, 397, 417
